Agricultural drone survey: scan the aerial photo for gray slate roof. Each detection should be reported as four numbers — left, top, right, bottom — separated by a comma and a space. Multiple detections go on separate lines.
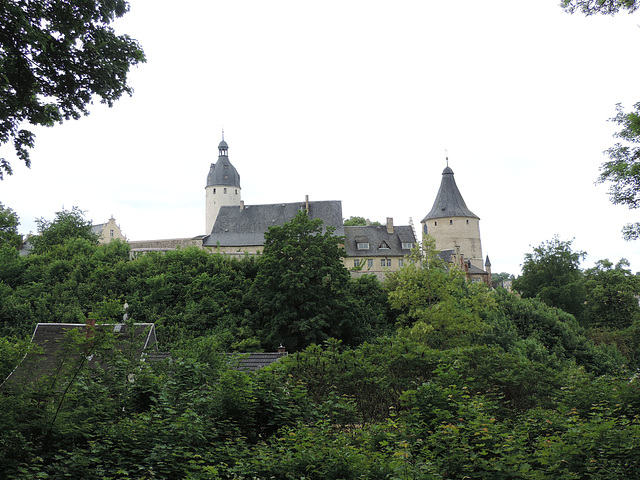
344, 225, 416, 257
206, 140, 240, 188
2, 323, 157, 390
226, 352, 288, 372
423, 166, 478, 221
203, 200, 344, 247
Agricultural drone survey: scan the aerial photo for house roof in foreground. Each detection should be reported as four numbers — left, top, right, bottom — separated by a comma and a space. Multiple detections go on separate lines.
1, 323, 157, 391
226, 352, 288, 372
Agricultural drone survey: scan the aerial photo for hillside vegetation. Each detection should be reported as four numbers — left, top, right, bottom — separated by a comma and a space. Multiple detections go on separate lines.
1, 208, 639, 479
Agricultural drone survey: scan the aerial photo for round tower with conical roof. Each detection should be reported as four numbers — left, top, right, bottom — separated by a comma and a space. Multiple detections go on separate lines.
421, 165, 484, 269
205, 134, 241, 233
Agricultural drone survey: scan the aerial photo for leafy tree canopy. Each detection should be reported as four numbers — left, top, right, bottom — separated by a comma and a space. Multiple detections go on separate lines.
512, 236, 586, 318
491, 271, 515, 289
583, 258, 640, 329
30, 207, 99, 255
0, 0, 145, 179
386, 235, 495, 349
250, 211, 355, 351
561, 2, 640, 239
343, 216, 382, 226
561, 0, 639, 15
0, 203, 21, 249
597, 103, 640, 240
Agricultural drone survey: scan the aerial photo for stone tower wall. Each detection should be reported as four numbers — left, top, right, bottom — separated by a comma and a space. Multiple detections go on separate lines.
422, 216, 483, 269
205, 184, 242, 234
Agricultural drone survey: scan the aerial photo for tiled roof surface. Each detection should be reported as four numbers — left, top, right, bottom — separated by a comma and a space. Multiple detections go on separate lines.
226, 352, 288, 372
344, 225, 416, 257
203, 200, 344, 246
1, 323, 157, 390
206, 155, 241, 188
423, 166, 479, 221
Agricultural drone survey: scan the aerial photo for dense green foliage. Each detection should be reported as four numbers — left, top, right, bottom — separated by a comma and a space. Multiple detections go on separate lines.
598, 102, 640, 239
250, 211, 367, 351
30, 207, 100, 255
0, 203, 21, 249
0, 0, 145, 178
0, 211, 638, 478
562, 4, 640, 239
561, 0, 639, 15
512, 236, 586, 318
343, 216, 382, 226
583, 258, 640, 329
491, 271, 514, 289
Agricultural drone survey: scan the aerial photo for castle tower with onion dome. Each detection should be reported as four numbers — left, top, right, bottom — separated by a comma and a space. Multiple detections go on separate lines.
205, 133, 242, 233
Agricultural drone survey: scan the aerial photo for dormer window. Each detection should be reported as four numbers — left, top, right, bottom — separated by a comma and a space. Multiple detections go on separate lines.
357, 242, 369, 250
402, 242, 413, 250
379, 241, 390, 249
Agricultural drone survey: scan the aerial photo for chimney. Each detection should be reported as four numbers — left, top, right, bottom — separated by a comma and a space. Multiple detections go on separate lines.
86, 318, 96, 340
386, 217, 394, 234
305, 195, 309, 214
240, 200, 245, 210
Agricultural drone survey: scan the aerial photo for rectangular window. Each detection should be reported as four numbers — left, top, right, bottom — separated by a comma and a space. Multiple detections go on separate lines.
386, 259, 392, 267
367, 259, 373, 268
110, 229, 114, 237
224, 187, 227, 194
381, 259, 385, 267
401, 242, 413, 250
399, 259, 404, 267
357, 243, 369, 250
354, 259, 360, 267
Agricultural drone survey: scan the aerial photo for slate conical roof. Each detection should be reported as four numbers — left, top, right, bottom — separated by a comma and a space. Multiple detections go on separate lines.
206, 138, 240, 188
422, 166, 478, 221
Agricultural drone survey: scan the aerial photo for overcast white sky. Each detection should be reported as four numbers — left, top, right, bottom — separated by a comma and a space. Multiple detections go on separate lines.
2, 1, 640, 275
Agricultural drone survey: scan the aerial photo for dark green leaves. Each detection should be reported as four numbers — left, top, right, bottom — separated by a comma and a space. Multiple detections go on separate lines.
0, 0, 145, 178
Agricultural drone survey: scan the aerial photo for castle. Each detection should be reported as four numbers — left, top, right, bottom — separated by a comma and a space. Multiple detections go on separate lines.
129, 136, 490, 283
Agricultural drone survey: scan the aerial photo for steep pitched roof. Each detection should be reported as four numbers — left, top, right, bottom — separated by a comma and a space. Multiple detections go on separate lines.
1, 323, 157, 390
203, 200, 344, 247
344, 224, 416, 257
423, 166, 478, 221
